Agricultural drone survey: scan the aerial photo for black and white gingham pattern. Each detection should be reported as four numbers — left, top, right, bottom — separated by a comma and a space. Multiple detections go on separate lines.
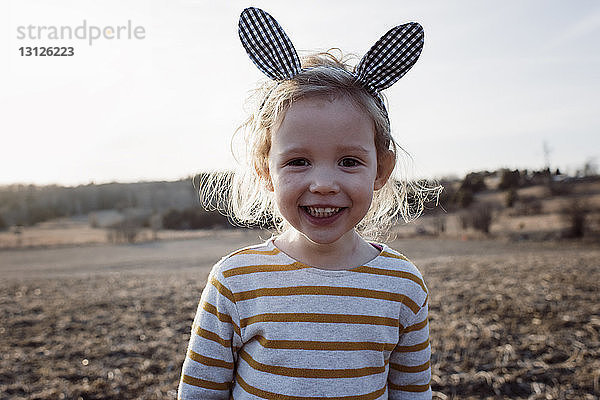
239, 7, 301, 81
354, 23, 424, 95
238, 7, 423, 107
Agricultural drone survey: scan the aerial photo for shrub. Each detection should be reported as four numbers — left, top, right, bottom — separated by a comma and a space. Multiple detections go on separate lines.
470, 203, 494, 234
453, 188, 474, 208
162, 208, 232, 230
561, 200, 587, 238
547, 181, 573, 196
505, 188, 518, 208
459, 211, 470, 230
107, 218, 143, 244
433, 214, 446, 235
448, 172, 488, 209
460, 172, 487, 193
459, 203, 495, 234
514, 196, 543, 216
499, 169, 521, 190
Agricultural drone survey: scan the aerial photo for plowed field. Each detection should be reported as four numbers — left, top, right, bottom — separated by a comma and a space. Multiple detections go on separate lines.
1, 232, 598, 399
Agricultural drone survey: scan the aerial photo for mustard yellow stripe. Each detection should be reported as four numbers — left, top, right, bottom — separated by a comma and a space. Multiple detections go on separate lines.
223, 262, 304, 278
380, 251, 409, 261
403, 318, 428, 334
187, 349, 234, 369
240, 313, 400, 328
202, 301, 241, 337
181, 374, 231, 391
193, 323, 231, 348
236, 374, 386, 400
232, 247, 280, 256
239, 350, 387, 378
254, 334, 396, 352
209, 275, 236, 303
388, 381, 431, 393
395, 338, 430, 353
235, 286, 420, 313
352, 266, 427, 294
390, 360, 430, 373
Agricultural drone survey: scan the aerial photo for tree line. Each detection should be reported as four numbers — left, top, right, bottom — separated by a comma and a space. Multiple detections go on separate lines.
1, 168, 597, 238
0, 178, 201, 228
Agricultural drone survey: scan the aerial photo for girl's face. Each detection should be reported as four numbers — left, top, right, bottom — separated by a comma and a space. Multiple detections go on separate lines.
267, 96, 392, 246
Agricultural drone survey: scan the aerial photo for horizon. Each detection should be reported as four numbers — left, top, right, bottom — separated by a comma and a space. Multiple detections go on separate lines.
2, 0, 599, 186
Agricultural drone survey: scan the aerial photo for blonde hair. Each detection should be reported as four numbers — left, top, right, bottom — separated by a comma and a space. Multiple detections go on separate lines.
199, 50, 441, 239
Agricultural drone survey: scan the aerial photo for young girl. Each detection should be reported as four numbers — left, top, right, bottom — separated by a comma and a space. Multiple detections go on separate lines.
179, 7, 436, 399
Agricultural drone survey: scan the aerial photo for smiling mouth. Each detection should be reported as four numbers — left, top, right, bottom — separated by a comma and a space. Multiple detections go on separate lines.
302, 206, 344, 218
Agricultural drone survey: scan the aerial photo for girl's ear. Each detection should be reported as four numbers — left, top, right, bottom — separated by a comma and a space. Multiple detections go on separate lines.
374, 150, 395, 190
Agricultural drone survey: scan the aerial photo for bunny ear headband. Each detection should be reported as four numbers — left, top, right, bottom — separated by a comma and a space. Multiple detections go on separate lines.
238, 7, 424, 114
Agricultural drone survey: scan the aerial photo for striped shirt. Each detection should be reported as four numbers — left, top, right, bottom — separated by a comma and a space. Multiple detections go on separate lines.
178, 239, 431, 399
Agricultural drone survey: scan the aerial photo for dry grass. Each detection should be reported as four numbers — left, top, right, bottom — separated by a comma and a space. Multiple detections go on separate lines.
0, 218, 227, 249
1, 232, 598, 399
411, 241, 600, 399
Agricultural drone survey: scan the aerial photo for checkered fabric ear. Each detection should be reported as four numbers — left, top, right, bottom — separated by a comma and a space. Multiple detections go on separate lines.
354, 23, 424, 95
238, 7, 423, 97
238, 7, 301, 81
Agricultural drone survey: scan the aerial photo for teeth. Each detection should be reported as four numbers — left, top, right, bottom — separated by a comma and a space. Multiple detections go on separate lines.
305, 207, 341, 218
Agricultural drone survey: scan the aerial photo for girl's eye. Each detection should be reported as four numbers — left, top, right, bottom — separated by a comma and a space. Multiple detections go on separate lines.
340, 158, 361, 167
286, 159, 308, 167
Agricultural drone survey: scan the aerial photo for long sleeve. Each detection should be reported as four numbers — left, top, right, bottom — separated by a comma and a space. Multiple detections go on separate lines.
178, 264, 242, 399
388, 299, 432, 399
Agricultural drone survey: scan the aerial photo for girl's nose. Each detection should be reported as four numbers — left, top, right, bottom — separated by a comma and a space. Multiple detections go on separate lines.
308, 170, 340, 194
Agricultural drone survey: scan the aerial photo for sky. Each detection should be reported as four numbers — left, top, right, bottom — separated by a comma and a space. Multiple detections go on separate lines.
1, 0, 599, 186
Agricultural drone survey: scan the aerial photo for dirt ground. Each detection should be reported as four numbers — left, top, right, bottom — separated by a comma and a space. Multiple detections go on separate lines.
1, 230, 599, 399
